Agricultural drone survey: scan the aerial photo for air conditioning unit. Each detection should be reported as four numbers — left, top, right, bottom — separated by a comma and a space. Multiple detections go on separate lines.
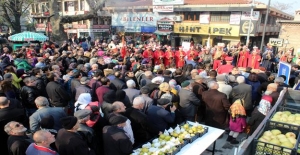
173, 16, 182, 21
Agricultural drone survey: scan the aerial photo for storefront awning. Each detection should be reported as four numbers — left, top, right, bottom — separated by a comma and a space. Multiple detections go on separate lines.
154, 30, 172, 35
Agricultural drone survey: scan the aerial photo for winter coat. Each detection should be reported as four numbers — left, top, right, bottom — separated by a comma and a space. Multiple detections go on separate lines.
229, 116, 247, 132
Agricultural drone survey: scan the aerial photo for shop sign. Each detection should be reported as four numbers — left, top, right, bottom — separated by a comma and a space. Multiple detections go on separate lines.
67, 29, 77, 33
91, 29, 109, 32
239, 20, 257, 36
36, 28, 45, 31
77, 29, 89, 32
124, 26, 141, 32
153, 0, 184, 5
269, 38, 284, 47
92, 25, 110, 29
153, 6, 174, 12
112, 12, 159, 27
73, 24, 87, 29
174, 23, 240, 36
241, 11, 260, 20
230, 12, 241, 25
157, 24, 173, 31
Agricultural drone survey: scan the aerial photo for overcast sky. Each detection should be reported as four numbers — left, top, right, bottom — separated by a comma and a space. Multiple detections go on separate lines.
257, 0, 299, 15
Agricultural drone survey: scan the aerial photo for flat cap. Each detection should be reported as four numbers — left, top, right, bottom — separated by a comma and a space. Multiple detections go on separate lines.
74, 109, 91, 119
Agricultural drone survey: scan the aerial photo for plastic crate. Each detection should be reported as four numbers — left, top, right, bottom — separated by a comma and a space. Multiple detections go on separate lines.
269, 106, 300, 131
166, 146, 181, 155
253, 122, 300, 155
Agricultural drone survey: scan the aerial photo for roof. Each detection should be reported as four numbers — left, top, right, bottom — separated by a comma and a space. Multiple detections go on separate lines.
184, 0, 250, 5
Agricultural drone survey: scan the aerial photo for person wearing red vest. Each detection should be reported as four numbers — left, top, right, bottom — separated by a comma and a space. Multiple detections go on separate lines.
237, 46, 249, 68
187, 46, 198, 61
247, 49, 261, 69
164, 46, 174, 67
175, 47, 186, 68
218, 57, 234, 74
154, 46, 164, 65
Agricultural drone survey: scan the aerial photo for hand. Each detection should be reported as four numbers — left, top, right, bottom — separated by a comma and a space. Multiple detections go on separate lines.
170, 105, 177, 112
159, 131, 162, 135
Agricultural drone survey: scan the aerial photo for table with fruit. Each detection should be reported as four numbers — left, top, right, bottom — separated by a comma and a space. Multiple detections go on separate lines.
131, 122, 224, 155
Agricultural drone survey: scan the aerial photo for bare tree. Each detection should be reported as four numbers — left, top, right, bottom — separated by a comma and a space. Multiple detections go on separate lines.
49, 0, 105, 42
0, 0, 34, 33
271, 0, 297, 15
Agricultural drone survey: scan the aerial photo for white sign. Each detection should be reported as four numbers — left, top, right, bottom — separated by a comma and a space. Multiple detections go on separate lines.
269, 38, 284, 47
153, 0, 184, 5
199, 12, 210, 24
182, 42, 190, 52
153, 5, 174, 12
36, 28, 45, 31
124, 27, 141, 32
67, 29, 77, 33
230, 12, 241, 25
112, 12, 159, 27
91, 29, 109, 32
241, 11, 260, 20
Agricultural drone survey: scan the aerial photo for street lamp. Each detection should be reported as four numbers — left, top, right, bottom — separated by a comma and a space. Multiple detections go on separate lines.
284, 39, 289, 53
246, 0, 255, 46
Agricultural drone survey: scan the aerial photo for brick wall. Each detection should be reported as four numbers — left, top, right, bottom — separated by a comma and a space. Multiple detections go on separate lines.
279, 23, 300, 54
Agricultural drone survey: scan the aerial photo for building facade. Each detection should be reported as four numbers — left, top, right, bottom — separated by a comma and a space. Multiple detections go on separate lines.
104, 0, 293, 47
30, 0, 111, 40
278, 10, 300, 54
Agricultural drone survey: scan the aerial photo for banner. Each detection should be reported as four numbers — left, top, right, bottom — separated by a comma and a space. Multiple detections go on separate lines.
153, 6, 174, 12
112, 12, 159, 27
199, 12, 210, 24
153, 0, 184, 5
230, 12, 241, 25
277, 62, 291, 85
241, 11, 260, 20
269, 38, 284, 47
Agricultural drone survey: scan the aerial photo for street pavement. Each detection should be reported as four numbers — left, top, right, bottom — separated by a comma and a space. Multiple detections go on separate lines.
201, 132, 248, 155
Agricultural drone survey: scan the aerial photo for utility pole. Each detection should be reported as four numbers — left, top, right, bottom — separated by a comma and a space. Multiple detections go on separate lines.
246, 0, 255, 46
260, 0, 271, 52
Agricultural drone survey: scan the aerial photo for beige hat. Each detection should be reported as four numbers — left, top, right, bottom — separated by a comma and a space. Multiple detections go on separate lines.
159, 82, 171, 92
104, 69, 114, 77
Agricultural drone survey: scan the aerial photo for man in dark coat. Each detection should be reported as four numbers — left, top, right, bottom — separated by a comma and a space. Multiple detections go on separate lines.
146, 99, 176, 133
4, 121, 33, 155
55, 116, 95, 155
178, 81, 201, 122
202, 81, 231, 130
46, 72, 71, 107
96, 77, 112, 104
0, 97, 26, 155
124, 96, 151, 147
230, 76, 252, 116
103, 115, 132, 155
191, 75, 208, 122
75, 77, 91, 101
20, 76, 40, 116
110, 71, 126, 91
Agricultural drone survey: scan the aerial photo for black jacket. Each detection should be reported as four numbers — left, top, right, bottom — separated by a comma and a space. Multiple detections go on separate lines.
20, 86, 40, 109
7, 135, 32, 155
35, 77, 48, 97
56, 129, 95, 155
110, 78, 126, 91
102, 126, 132, 155
46, 81, 71, 107
0, 100, 26, 155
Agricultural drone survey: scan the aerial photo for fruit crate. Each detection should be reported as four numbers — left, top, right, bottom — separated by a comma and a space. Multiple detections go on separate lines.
189, 127, 209, 143
166, 146, 181, 155
269, 106, 300, 131
179, 139, 189, 148
253, 122, 300, 155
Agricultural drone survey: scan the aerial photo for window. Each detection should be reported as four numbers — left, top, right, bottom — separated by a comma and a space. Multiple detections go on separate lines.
57, 2, 62, 12
184, 12, 189, 20
210, 12, 230, 23
261, 14, 266, 24
64, 1, 77, 11
195, 12, 200, 20
31, 4, 35, 13
81, 0, 85, 11
36, 4, 39, 13
93, 18, 98, 25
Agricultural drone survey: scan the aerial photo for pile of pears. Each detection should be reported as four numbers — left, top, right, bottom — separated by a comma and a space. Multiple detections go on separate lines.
257, 129, 297, 154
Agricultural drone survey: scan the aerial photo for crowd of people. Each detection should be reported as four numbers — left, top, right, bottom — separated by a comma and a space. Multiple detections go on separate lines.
0, 36, 296, 155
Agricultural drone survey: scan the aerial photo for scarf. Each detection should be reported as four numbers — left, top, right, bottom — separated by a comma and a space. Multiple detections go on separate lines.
229, 99, 246, 118
74, 93, 91, 112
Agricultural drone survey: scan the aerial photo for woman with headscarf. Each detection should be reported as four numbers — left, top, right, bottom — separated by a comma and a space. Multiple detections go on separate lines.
74, 93, 92, 112
248, 95, 273, 135
227, 99, 247, 144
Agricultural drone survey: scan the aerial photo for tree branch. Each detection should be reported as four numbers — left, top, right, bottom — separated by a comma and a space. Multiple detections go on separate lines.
60, 12, 96, 23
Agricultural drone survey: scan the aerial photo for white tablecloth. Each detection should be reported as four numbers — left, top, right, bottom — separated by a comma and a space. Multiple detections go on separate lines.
176, 123, 225, 155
